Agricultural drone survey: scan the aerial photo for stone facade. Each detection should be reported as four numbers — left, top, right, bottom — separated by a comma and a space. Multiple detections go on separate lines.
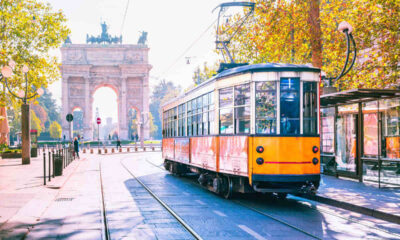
61, 44, 152, 140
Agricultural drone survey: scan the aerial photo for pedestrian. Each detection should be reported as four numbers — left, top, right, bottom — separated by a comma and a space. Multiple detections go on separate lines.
116, 138, 121, 150
73, 137, 80, 159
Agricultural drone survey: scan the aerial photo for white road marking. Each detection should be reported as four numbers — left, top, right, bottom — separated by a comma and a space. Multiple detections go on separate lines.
213, 210, 227, 217
238, 225, 269, 240
195, 200, 206, 205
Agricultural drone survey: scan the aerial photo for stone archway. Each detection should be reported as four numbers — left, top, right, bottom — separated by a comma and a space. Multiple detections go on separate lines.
61, 44, 152, 140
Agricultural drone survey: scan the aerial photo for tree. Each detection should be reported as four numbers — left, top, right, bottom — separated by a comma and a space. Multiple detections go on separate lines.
0, 0, 70, 106
30, 109, 42, 136
219, 0, 399, 89
148, 112, 158, 139
150, 80, 180, 139
49, 121, 61, 139
192, 62, 218, 85
31, 104, 47, 129
37, 89, 61, 124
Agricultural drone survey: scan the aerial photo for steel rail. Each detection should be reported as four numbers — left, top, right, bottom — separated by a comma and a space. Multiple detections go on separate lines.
145, 156, 400, 239
99, 160, 111, 240
120, 159, 203, 240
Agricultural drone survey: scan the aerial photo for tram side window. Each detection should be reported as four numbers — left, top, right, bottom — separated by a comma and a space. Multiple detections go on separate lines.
197, 96, 203, 135
280, 78, 300, 135
187, 100, 192, 136
219, 87, 234, 134
209, 92, 215, 134
303, 82, 318, 135
192, 99, 197, 135
234, 84, 250, 134
256, 82, 277, 134
202, 94, 209, 135
162, 111, 167, 137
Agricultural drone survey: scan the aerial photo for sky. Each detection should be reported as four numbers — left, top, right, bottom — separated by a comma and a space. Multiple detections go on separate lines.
46, 0, 227, 123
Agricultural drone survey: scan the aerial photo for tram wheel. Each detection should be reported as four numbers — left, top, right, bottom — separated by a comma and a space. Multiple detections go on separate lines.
163, 160, 170, 171
221, 176, 233, 199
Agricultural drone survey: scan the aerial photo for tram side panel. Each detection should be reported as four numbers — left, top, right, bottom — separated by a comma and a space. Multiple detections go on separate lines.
190, 136, 218, 171
162, 138, 175, 160
219, 136, 248, 177
174, 138, 190, 164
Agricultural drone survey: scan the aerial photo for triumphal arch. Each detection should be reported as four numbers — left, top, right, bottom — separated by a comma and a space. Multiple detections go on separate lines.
60, 24, 151, 140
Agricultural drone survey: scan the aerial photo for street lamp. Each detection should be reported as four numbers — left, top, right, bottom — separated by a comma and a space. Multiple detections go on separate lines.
1, 61, 44, 164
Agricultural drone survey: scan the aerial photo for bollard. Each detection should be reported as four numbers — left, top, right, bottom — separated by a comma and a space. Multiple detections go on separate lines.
54, 152, 63, 176
98, 148, 101, 154
48, 151, 52, 180
43, 153, 46, 185
83, 148, 86, 154
135, 147, 138, 152
143, 147, 146, 151
127, 147, 130, 152
90, 148, 93, 154
152, 147, 155, 151
112, 148, 115, 153
119, 148, 122, 152
105, 148, 108, 153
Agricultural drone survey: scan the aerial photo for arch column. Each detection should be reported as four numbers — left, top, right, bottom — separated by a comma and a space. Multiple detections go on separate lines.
61, 76, 70, 140
142, 74, 150, 139
83, 77, 93, 140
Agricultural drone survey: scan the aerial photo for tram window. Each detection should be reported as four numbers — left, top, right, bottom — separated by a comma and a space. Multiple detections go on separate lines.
256, 82, 277, 134
280, 78, 300, 135
303, 82, 318, 135
220, 108, 234, 134
209, 92, 214, 110
203, 112, 209, 135
197, 96, 203, 110
234, 84, 250, 106
192, 115, 197, 136
220, 87, 233, 108
198, 113, 203, 135
235, 106, 250, 133
187, 115, 192, 136
209, 111, 215, 134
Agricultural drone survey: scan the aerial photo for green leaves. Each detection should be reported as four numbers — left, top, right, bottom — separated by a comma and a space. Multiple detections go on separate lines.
0, 0, 70, 106
219, 0, 400, 90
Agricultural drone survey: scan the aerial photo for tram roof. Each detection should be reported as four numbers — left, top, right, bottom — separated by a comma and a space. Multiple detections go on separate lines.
162, 63, 320, 109
215, 62, 320, 79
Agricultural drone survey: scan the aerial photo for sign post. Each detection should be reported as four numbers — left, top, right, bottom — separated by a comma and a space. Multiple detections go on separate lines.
96, 117, 101, 149
66, 114, 74, 141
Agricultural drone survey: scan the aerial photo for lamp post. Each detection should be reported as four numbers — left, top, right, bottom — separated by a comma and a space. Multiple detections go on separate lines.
1, 61, 44, 164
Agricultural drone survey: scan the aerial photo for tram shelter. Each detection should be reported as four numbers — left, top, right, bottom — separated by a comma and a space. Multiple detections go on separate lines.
320, 89, 400, 187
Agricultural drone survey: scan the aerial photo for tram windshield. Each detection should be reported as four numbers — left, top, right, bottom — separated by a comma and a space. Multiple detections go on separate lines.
280, 78, 300, 134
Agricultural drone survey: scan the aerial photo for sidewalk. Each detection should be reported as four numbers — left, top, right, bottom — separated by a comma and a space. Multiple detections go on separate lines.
303, 175, 400, 224
0, 152, 94, 239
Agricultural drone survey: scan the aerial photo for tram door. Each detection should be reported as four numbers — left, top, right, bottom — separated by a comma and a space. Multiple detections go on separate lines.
336, 113, 358, 174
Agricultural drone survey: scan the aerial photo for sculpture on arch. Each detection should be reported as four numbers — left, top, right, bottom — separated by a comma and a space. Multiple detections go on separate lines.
137, 31, 148, 45
86, 22, 122, 44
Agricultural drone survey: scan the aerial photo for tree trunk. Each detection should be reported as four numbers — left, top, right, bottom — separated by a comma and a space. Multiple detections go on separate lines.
308, 0, 322, 68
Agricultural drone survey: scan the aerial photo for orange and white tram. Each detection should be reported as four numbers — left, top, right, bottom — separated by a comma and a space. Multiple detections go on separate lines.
162, 63, 321, 198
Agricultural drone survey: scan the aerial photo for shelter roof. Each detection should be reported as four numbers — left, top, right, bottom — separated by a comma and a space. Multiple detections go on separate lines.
321, 89, 400, 107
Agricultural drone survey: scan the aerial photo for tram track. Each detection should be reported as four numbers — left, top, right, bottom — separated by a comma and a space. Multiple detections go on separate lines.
144, 158, 321, 239
119, 158, 203, 240
99, 160, 111, 240
144, 156, 400, 239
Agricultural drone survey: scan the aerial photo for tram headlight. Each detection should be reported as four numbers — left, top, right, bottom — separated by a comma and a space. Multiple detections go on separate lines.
312, 158, 319, 165
256, 146, 264, 153
256, 158, 264, 165
312, 146, 319, 153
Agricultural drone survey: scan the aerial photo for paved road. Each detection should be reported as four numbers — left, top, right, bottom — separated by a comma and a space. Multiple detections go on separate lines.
99, 152, 400, 240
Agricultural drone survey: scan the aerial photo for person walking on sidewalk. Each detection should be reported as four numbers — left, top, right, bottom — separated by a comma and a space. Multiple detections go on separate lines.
74, 137, 80, 159
116, 138, 121, 150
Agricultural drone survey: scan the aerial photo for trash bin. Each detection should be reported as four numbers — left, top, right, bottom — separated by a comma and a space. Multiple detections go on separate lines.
54, 154, 63, 176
